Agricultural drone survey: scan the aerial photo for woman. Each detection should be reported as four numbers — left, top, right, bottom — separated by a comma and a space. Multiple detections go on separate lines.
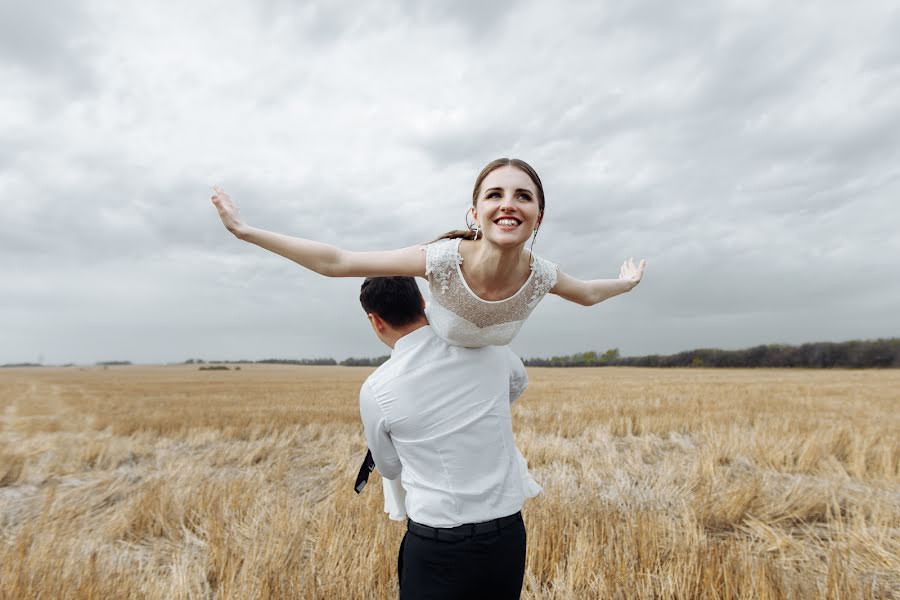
211, 157, 647, 350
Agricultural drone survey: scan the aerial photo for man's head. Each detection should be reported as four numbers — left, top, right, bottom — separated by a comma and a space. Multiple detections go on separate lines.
359, 277, 427, 348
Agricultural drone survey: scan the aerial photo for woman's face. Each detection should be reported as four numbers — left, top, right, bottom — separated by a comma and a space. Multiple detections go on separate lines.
472, 166, 542, 248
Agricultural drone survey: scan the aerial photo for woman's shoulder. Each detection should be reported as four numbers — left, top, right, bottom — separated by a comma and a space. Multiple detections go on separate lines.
423, 237, 463, 276
423, 236, 462, 253
529, 251, 559, 275
525, 251, 560, 307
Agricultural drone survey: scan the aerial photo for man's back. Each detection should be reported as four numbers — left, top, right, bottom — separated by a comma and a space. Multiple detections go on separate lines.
360, 325, 529, 528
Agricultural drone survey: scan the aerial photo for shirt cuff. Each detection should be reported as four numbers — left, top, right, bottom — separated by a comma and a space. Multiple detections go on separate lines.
383, 478, 408, 521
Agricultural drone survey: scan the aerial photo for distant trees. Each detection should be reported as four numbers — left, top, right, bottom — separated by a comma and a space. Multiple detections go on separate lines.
255, 358, 338, 366
521, 338, 900, 369
524, 349, 620, 367
14, 338, 890, 370
185, 358, 337, 366
600, 348, 621, 363
339, 356, 390, 367
183, 356, 391, 367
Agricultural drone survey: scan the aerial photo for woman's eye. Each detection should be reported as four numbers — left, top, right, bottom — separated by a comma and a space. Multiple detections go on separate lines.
518, 194, 532, 201
487, 192, 500, 199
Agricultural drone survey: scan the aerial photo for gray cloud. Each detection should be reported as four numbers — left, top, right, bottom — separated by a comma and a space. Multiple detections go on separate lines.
2, 0, 899, 364
0, 3, 84, 68
400, 0, 524, 35
0, 1, 97, 99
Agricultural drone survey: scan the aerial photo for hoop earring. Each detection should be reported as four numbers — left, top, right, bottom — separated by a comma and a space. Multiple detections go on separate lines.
529, 228, 538, 267
465, 208, 480, 240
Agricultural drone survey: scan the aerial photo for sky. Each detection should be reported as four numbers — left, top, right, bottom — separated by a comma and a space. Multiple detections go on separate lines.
2, 0, 899, 365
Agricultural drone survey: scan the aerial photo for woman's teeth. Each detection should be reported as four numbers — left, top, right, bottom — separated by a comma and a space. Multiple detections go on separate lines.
496, 219, 520, 227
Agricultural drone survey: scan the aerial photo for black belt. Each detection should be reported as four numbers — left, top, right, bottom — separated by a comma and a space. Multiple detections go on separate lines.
407, 512, 522, 542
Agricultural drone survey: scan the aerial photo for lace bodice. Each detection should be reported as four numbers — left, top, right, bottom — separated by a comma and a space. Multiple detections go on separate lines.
422, 238, 559, 347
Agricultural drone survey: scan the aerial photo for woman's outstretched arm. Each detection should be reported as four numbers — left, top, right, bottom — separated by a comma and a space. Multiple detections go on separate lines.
550, 258, 646, 306
211, 186, 426, 278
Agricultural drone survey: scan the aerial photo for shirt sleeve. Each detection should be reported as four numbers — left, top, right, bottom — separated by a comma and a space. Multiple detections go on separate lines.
382, 477, 408, 521
359, 381, 403, 480
505, 347, 529, 403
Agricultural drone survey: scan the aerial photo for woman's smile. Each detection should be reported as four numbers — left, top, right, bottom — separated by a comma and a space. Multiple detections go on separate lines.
494, 217, 523, 230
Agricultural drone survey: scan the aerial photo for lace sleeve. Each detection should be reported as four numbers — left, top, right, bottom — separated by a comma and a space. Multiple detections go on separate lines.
423, 238, 463, 293
528, 255, 560, 308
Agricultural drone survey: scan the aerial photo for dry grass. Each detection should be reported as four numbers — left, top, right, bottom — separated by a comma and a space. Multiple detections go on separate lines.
0, 365, 897, 599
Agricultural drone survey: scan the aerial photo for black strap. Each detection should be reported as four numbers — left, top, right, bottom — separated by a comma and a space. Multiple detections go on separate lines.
354, 448, 376, 494
407, 512, 523, 541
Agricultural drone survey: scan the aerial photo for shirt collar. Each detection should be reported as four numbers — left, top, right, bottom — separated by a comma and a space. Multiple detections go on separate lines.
392, 325, 435, 356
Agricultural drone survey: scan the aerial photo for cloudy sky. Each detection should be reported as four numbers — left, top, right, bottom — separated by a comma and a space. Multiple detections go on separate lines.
2, 0, 898, 365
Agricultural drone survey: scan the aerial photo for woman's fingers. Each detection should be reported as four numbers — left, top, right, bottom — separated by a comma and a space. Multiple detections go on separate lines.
618, 258, 647, 284
212, 186, 230, 203
633, 259, 646, 284
618, 257, 646, 285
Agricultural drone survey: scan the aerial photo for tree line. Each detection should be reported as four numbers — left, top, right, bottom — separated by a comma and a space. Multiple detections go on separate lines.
183, 357, 391, 367
208, 338, 899, 369
523, 338, 899, 368
5, 338, 896, 369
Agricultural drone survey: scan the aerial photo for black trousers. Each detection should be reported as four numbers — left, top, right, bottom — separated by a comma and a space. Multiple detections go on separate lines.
397, 512, 527, 599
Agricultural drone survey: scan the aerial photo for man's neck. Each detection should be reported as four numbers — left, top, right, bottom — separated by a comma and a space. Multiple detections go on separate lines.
388, 320, 429, 349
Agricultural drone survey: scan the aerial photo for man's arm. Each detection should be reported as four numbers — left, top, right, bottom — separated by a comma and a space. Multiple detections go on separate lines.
506, 348, 529, 404
359, 383, 402, 480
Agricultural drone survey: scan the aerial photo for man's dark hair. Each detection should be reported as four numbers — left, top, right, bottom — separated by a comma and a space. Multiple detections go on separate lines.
359, 277, 426, 328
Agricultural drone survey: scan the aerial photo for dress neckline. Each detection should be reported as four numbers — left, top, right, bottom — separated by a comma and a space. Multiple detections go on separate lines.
453, 238, 535, 304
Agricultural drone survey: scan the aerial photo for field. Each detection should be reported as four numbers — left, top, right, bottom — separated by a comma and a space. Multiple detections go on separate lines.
1, 365, 898, 599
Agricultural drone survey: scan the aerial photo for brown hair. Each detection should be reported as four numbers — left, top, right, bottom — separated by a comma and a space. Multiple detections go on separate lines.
433, 158, 546, 242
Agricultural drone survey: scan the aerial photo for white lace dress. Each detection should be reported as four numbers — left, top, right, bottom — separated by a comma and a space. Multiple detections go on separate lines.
381, 237, 558, 521
422, 237, 560, 347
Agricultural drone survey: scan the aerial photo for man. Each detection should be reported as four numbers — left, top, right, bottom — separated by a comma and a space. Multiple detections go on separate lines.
356, 276, 538, 599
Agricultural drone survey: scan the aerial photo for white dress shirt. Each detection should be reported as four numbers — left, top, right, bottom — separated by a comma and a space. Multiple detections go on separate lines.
359, 325, 541, 528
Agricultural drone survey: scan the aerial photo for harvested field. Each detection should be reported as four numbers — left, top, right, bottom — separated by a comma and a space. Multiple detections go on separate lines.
1, 365, 898, 599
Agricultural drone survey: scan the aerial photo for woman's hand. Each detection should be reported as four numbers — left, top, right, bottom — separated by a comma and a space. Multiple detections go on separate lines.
210, 186, 247, 238
619, 257, 646, 290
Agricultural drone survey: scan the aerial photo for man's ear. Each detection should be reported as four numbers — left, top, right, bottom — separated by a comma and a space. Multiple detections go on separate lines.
367, 313, 385, 333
